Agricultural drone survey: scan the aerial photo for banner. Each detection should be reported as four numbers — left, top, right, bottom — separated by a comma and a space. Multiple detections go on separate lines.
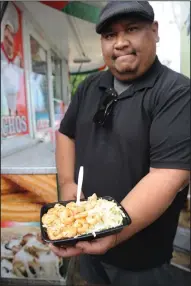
1, 3, 29, 138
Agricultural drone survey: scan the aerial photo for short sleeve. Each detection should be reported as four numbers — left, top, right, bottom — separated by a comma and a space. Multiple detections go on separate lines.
59, 81, 84, 139
150, 85, 190, 170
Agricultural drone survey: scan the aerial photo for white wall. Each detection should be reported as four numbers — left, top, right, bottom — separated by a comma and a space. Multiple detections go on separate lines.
150, 1, 181, 73
21, 1, 69, 59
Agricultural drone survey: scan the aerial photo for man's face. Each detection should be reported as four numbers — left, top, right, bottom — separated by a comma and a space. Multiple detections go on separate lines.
4, 25, 14, 58
101, 16, 159, 81
30, 37, 39, 55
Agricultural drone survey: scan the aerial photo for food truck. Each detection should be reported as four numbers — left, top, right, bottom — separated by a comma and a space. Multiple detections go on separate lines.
1, 2, 104, 285
1, 1, 69, 284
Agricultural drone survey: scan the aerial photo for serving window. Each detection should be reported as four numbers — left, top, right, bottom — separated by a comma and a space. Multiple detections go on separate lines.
30, 35, 51, 131
51, 51, 65, 129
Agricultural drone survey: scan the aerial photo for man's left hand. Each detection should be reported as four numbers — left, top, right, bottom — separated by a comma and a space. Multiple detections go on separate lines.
50, 234, 117, 257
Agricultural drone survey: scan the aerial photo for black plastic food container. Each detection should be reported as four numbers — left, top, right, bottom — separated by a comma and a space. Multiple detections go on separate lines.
40, 196, 131, 247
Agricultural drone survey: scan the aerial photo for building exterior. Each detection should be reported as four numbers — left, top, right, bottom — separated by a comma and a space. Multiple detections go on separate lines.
1, 2, 70, 146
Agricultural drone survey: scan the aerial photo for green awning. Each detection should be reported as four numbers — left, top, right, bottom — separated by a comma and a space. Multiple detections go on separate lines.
41, 1, 101, 23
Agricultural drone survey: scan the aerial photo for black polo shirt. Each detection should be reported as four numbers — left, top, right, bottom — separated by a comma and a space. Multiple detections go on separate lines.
59, 57, 190, 270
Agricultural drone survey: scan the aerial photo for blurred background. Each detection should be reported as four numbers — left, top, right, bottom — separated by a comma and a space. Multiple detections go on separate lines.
1, 1, 190, 283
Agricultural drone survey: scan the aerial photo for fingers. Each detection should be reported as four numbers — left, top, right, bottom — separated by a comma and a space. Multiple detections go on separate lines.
49, 244, 83, 258
50, 236, 114, 257
80, 191, 85, 199
76, 235, 116, 255
76, 240, 104, 254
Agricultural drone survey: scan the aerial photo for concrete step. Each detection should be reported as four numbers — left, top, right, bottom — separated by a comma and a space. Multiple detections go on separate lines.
173, 226, 190, 252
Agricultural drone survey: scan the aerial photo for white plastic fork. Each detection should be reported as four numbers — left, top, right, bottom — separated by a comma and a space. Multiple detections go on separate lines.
76, 166, 84, 205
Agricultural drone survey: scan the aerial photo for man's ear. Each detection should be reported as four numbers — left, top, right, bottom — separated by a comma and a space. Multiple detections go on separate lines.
152, 21, 159, 42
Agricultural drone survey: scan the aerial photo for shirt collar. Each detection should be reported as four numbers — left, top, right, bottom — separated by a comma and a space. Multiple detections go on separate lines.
99, 56, 164, 93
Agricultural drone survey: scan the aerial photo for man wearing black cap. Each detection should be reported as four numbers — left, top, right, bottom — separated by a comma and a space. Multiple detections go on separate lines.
51, 1, 190, 285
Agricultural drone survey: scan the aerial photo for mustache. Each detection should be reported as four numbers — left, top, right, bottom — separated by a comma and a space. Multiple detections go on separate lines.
112, 50, 137, 60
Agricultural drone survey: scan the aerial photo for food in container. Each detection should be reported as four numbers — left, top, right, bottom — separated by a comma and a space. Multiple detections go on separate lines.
41, 194, 131, 245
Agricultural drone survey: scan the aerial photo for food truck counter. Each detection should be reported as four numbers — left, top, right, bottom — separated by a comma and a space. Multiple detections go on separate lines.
1, 141, 57, 174
0, 139, 71, 282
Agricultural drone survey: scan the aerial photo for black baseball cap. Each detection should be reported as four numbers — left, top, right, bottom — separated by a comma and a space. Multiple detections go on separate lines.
96, 1, 154, 34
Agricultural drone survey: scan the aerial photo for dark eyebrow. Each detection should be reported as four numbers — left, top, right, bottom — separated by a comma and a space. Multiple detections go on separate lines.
101, 15, 152, 35
122, 19, 147, 26
101, 29, 114, 36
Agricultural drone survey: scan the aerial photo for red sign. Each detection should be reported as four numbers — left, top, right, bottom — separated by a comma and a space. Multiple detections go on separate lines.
40, 1, 69, 11
1, 3, 29, 138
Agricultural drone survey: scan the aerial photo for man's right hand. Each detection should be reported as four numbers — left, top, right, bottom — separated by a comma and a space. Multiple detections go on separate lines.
60, 182, 85, 201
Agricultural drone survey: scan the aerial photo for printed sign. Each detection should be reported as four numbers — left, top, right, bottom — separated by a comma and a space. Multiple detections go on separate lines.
1, 3, 29, 138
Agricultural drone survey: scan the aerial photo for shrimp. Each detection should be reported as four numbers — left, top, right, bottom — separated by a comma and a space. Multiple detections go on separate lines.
62, 227, 77, 238
86, 214, 101, 225
77, 223, 89, 235
84, 201, 96, 211
68, 209, 74, 216
64, 216, 75, 225
59, 208, 71, 222
47, 208, 56, 215
66, 203, 86, 215
56, 206, 68, 214
54, 204, 66, 210
47, 229, 63, 240
54, 205, 69, 218
53, 218, 63, 228
88, 193, 97, 201
42, 214, 57, 226
72, 206, 86, 215
66, 202, 76, 209
65, 206, 76, 215
73, 218, 86, 228
74, 211, 88, 219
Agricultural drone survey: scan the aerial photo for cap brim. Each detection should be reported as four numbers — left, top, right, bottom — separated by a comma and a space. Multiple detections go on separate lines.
96, 10, 153, 34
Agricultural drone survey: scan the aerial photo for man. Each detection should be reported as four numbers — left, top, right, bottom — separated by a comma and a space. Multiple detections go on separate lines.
1, 3, 22, 116
51, 2, 190, 285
